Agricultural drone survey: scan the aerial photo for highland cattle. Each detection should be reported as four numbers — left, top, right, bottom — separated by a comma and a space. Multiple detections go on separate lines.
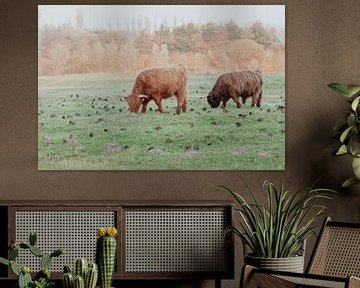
125, 64, 188, 114
207, 70, 263, 109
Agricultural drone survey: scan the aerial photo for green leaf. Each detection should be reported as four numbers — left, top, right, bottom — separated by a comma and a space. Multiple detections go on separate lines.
340, 126, 353, 143
0, 257, 9, 266
336, 144, 348, 155
347, 85, 360, 97
347, 114, 356, 128
342, 177, 360, 188
352, 157, 360, 179
328, 83, 351, 97
10, 261, 20, 276
349, 135, 360, 156
351, 95, 360, 111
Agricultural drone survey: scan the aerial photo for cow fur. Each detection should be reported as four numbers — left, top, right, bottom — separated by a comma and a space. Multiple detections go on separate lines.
125, 64, 188, 114
207, 70, 263, 109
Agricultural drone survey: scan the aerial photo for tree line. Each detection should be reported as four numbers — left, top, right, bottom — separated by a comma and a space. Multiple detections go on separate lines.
38, 21, 285, 76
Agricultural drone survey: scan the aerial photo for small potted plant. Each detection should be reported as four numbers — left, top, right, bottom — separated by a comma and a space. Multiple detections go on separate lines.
0, 232, 63, 288
96, 227, 118, 288
328, 83, 360, 187
62, 258, 98, 288
222, 178, 335, 272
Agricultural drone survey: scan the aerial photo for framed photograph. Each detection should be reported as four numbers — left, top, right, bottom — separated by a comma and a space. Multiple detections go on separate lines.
38, 5, 285, 170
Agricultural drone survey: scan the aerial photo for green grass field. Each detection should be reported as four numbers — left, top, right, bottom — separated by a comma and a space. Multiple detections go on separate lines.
38, 73, 285, 170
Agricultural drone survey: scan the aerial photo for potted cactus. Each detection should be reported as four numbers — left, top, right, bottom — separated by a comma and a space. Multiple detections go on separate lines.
96, 227, 118, 288
0, 232, 63, 288
62, 258, 98, 288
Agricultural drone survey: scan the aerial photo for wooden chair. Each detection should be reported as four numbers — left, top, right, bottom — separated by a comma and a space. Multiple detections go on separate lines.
241, 217, 360, 288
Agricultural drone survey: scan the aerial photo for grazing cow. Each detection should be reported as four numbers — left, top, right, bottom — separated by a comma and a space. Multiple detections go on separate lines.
125, 64, 188, 114
207, 70, 263, 109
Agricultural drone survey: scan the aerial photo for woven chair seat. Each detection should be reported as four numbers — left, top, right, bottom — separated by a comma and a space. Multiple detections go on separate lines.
277, 275, 347, 288
241, 218, 360, 288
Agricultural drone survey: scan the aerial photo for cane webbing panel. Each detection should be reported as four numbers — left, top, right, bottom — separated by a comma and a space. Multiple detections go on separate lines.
277, 275, 345, 288
15, 211, 115, 272
125, 210, 227, 273
249, 272, 297, 288
309, 226, 360, 277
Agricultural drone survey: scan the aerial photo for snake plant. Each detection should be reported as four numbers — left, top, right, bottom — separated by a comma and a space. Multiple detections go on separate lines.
223, 178, 335, 258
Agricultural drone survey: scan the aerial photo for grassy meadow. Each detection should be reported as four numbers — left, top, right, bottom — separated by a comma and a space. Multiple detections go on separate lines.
38, 73, 285, 170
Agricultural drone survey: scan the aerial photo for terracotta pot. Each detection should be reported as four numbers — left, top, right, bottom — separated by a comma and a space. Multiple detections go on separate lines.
245, 254, 305, 273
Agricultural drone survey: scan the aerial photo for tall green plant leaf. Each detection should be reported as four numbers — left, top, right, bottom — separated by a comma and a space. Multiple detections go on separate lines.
265, 181, 274, 257
328, 83, 351, 97
222, 180, 335, 258
237, 176, 259, 206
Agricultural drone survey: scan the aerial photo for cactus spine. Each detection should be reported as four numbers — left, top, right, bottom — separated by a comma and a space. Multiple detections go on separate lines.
85, 262, 98, 288
63, 272, 74, 288
74, 275, 85, 288
74, 258, 88, 279
96, 227, 118, 288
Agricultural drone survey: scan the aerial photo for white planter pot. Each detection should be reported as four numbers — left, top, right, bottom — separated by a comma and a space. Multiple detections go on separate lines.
245, 254, 305, 273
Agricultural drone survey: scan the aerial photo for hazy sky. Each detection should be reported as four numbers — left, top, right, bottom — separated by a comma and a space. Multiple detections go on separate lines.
38, 5, 285, 30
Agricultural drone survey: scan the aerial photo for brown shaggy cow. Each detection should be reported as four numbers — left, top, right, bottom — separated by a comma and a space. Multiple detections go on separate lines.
125, 64, 188, 114
207, 70, 263, 109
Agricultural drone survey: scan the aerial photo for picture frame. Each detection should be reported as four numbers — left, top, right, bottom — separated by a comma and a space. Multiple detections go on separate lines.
38, 5, 285, 170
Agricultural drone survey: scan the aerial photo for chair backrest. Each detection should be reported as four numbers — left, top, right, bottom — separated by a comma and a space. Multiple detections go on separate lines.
307, 217, 360, 277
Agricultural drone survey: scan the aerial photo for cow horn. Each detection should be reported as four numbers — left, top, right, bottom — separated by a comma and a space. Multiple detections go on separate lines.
139, 95, 149, 100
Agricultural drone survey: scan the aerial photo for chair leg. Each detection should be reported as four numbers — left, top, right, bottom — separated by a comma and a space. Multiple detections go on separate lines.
240, 265, 255, 288
215, 278, 221, 288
